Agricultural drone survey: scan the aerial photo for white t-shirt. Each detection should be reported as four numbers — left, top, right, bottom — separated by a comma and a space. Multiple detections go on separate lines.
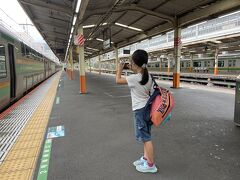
126, 73, 153, 111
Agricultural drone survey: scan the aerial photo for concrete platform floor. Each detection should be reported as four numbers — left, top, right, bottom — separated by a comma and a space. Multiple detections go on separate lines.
35, 71, 240, 180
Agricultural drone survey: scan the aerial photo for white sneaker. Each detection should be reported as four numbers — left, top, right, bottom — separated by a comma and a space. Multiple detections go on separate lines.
133, 156, 147, 166
136, 161, 158, 173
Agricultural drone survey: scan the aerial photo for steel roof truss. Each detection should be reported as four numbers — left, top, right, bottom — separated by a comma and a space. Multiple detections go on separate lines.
179, 0, 240, 27
19, 0, 72, 17
113, 5, 175, 25
35, 19, 70, 29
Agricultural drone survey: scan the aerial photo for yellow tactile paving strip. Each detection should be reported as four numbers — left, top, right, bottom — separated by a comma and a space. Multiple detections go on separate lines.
0, 72, 61, 180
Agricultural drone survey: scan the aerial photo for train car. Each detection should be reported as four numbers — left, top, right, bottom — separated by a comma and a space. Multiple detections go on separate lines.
145, 55, 240, 74
181, 55, 240, 74
0, 25, 59, 112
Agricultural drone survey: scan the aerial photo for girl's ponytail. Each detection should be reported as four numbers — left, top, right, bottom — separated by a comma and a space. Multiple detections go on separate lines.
139, 65, 149, 85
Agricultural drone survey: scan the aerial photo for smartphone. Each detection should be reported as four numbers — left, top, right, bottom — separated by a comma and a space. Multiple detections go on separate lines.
123, 63, 129, 69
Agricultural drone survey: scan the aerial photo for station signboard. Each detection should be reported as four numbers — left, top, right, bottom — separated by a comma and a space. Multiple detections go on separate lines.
123, 49, 130, 54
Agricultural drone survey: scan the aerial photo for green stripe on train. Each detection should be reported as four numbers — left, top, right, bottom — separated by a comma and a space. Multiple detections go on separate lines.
208, 68, 240, 71
0, 86, 10, 97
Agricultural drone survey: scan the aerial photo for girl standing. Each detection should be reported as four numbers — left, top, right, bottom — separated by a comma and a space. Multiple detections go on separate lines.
116, 49, 157, 173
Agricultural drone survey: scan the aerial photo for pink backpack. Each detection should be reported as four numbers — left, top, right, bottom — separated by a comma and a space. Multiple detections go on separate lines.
146, 75, 174, 127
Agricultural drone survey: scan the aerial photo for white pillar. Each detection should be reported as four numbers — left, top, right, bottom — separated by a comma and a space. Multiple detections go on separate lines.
77, 25, 86, 93
115, 47, 119, 73
157, 56, 162, 72
173, 24, 181, 88
190, 53, 193, 73
69, 47, 74, 80
214, 47, 219, 75
89, 59, 92, 72
98, 54, 101, 74
167, 55, 170, 74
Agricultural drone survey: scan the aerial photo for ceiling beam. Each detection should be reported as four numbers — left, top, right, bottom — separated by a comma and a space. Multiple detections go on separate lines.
35, 19, 69, 29
19, 0, 72, 17
113, 5, 175, 25
179, 0, 240, 27
78, 8, 110, 25
110, 0, 170, 39
47, 37, 68, 43
86, 0, 127, 39
117, 22, 172, 48
48, 16, 71, 23
42, 29, 68, 36
43, 32, 68, 39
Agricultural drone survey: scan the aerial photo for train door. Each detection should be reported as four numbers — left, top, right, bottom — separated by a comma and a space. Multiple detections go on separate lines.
44, 59, 46, 79
8, 44, 16, 100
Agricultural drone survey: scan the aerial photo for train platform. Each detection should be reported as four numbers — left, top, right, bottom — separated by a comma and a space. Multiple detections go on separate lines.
0, 71, 239, 180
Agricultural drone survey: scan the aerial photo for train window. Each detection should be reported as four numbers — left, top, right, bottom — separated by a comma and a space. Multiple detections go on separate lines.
233, 60, 236, 67
228, 60, 236, 67
33, 50, 37, 60
0, 45, 7, 78
193, 62, 201, 67
199, 61, 202, 67
37, 52, 41, 60
181, 62, 184, 67
21, 42, 26, 56
25, 46, 30, 56
204, 61, 210, 67
218, 60, 224, 67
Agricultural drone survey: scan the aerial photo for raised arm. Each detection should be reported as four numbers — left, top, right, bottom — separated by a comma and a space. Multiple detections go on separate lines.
116, 63, 127, 84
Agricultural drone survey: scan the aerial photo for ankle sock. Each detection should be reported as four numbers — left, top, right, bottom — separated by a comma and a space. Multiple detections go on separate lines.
147, 162, 154, 167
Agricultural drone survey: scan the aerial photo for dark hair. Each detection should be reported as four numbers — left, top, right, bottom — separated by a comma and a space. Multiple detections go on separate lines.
132, 49, 149, 85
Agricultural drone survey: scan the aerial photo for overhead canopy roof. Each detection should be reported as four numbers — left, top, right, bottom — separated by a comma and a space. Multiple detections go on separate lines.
18, 0, 240, 61
147, 33, 240, 58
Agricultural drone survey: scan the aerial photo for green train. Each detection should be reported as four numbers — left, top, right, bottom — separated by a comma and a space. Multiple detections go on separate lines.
0, 25, 60, 112
147, 55, 240, 74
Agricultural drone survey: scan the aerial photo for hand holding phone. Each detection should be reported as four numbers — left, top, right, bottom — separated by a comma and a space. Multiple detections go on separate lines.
123, 63, 130, 69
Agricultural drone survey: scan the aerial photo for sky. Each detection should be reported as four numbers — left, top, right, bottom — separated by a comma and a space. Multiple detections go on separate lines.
0, 0, 44, 43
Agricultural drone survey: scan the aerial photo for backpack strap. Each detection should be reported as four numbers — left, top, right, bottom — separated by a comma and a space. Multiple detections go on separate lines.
145, 76, 161, 109
148, 74, 159, 96
150, 74, 159, 88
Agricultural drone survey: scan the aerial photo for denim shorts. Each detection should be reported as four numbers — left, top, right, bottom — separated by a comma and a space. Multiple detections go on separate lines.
133, 106, 152, 143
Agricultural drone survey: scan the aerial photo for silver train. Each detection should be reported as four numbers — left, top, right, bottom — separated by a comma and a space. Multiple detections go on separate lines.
0, 26, 61, 112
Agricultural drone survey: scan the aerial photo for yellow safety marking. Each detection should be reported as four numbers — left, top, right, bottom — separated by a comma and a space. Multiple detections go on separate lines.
13, 140, 42, 150
6, 148, 40, 161
0, 169, 32, 180
0, 157, 35, 173
20, 128, 46, 136
18, 133, 43, 142
0, 71, 61, 180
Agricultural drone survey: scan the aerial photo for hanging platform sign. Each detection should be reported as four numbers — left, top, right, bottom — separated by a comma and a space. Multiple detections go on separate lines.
103, 39, 111, 49
103, 27, 111, 50
74, 34, 85, 46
